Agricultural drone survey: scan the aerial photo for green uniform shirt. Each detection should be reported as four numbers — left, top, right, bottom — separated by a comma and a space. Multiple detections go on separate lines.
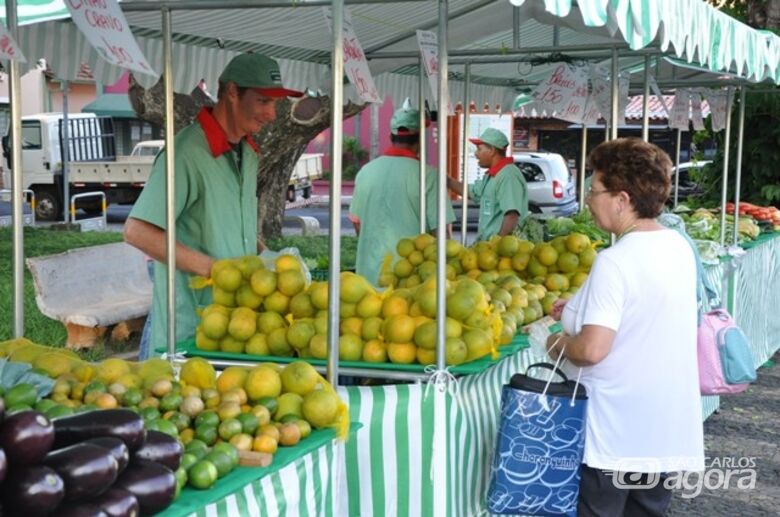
350, 154, 455, 285
471, 163, 528, 241
129, 109, 259, 350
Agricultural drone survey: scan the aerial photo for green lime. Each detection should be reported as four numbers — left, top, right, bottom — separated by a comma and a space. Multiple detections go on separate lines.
152, 418, 179, 437
7, 404, 33, 414
279, 414, 300, 424
139, 407, 161, 422
256, 397, 278, 415
78, 403, 98, 413
237, 413, 259, 435
204, 451, 233, 478
45, 405, 75, 420
165, 412, 191, 432
212, 442, 239, 467
217, 418, 242, 441
175, 466, 188, 489
123, 388, 143, 407
160, 393, 183, 413
184, 440, 209, 460
4, 384, 38, 407
187, 460, 218, 489
294, 419, 312, 439
84, 381, 107, 395
195, 424, 218, 446
194, 410, 220, 428
34, 399, 58, 413
180, 452, 199, 471
170, 381, 183, 396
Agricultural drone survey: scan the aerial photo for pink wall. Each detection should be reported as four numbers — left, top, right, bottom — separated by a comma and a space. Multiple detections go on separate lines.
104, 71, 130, 94
306, 96, 440, 170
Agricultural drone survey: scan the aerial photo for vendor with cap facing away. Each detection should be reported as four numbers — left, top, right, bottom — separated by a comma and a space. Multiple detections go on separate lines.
124, 53, 303, 353
447, 127, 528, 241
350, 103, 455, 286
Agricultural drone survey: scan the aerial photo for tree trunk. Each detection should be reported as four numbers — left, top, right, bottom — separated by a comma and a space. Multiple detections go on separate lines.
128, 74, 366, 240
747, 0, 780, 30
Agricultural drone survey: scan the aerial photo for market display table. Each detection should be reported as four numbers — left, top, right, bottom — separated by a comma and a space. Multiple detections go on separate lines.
158, 425, 357, 517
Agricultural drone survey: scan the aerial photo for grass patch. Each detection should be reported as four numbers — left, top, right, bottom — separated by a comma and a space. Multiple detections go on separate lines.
0, 227, 124, 347
266, 235, 357, 270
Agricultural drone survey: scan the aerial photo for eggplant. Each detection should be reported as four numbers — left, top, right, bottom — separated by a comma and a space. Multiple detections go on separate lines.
44, 443, 119, 501
0, 447, 6, 484
0, 396, 5, 423
89, 488, 140, 517
54, 501, 109, 517
114, 460, 176, 516
0, 465, 64, 515
0, 410, 54, 465
53, 409, 146, 451
85, 437, 130, 474
131, 430, 183, 471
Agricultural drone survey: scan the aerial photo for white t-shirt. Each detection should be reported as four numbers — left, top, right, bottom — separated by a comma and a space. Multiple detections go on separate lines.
560, 228, 705, 473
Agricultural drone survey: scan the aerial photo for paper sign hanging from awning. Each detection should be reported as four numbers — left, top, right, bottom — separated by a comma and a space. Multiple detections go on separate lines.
690, 92, 705, 131
589, 66, 630, 127
670, 89, 691, 130
0, 24, 25, 62
415, 30, 451, 115
553, 66, 590, 124
324, 7, 381, 104
530, 63, 582, 116
701, 88, 732, 132
648, 75, 670, 117
66, 0, 155, 76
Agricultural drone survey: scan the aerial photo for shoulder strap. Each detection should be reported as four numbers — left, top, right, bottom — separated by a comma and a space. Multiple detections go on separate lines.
674, 227, 720, 316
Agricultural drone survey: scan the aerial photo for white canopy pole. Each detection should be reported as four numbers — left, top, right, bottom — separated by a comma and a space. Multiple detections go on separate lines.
435, 0, 449, 372
8, 0, 24, 337
419, 57, 427, 234
719, 88, 734, 246
673, 129, 682, 208
641, 55, 650, 142
578, 126, 587, 212
610, 47, 619, 141
163, 7, 178, 361
731, 87, 746, 246
460, 63, 470, 245
327, 0, 345, 385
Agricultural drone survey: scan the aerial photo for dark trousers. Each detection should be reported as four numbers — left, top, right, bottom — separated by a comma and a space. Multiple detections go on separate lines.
578, 464, 672, 517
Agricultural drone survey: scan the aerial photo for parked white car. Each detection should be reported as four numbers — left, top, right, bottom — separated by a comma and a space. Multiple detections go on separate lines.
453, 151, 579, 230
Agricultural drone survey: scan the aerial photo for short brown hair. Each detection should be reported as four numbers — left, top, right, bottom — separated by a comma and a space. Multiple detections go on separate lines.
587, 138, 672, 218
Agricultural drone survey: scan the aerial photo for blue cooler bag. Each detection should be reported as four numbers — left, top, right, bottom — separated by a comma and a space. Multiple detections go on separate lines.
487, 363, 588, 516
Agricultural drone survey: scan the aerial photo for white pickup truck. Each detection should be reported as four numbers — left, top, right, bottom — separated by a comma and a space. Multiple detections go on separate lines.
2, 113, 155, 220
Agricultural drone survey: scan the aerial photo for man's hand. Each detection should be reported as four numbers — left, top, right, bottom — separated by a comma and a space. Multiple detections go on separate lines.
551, 299, 567, 321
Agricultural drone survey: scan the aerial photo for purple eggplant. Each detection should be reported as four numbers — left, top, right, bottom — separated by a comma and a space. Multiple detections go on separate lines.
0, 447, 6, 484
0, 465, 64, 515
55, 501, 109, 517
0, 396, 5, 423
131, 430, 183, 471
85, 436, 130, 474
44, 443, 119, 501
90, 488, 140, 517
114, 460, 176, 516
53, 409, 146, 451
0, 410, 55, 465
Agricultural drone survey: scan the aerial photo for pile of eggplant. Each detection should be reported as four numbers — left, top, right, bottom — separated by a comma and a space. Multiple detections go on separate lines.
0, 400, 183, 517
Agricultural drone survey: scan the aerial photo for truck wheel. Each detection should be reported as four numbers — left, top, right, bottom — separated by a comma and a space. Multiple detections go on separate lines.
35, 188, 62, 221
287, 187, 296, 203
302, 186, 312, 199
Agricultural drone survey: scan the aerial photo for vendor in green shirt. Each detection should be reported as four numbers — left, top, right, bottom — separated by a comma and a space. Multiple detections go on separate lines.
124, 53, 303, 355
447, 127, 528, 241
349, 105, 455, 285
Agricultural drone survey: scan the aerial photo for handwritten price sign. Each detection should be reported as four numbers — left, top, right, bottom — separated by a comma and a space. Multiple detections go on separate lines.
66, 0, 155, 76
0, 25, 25, 62
323, 7, 381, 104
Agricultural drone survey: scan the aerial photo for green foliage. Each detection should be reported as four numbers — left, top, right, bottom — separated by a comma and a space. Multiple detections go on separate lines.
266, 235, 358, 270
693, 93, 780, 206
0, 228, 124, 345
323, 136, 370, 182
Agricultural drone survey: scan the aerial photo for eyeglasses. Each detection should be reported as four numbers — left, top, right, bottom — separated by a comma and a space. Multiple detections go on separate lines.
585, 188, 612, 199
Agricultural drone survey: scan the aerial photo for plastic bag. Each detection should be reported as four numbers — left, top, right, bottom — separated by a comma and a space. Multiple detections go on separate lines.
527, 320, 552, 359
259, 247, 313, 288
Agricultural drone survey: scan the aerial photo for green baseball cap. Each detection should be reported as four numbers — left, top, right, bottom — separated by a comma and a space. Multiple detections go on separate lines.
390, 108, 427, 135
469, 127, 509, 150
219, 53, 303, 98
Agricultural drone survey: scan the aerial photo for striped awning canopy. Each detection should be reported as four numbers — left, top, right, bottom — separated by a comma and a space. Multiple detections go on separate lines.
1, 0, 778, 110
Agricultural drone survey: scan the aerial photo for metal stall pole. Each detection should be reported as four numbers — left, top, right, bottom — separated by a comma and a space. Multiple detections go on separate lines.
610, 47, 619, 141
8, 0, 24, 337
162, 8, 177, 361
641, 55, 650, 142
62, 80, 71, 222
419, 57, 427, 234
327, 0, 345, 385
673, 129, 682, 208
730, 86, 746, 320
460, 63, 470, 245
719, 88, 734, 246
578, 126, 587, 212
512, 6, 520, 48
435, 0, 449, 372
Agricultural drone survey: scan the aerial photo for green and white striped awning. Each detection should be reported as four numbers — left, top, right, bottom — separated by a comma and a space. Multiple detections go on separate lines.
0, 0, 68, 25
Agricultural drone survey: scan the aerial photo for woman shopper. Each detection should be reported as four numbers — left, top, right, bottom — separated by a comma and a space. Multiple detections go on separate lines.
547, 138, 704, 516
